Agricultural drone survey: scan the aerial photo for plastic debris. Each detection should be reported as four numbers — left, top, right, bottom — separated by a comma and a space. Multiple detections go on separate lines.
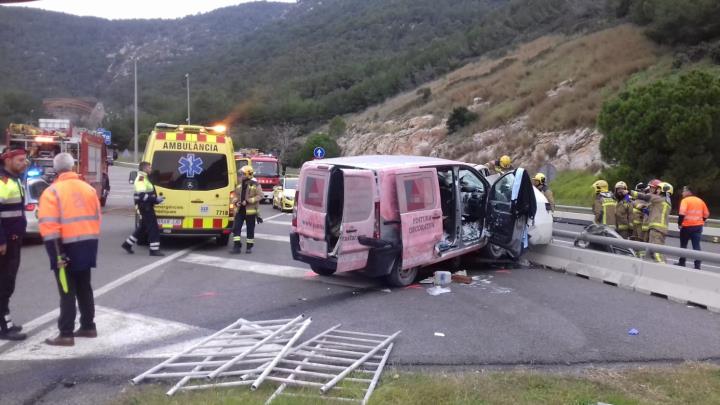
433, 271, 452, 286
628, 328, 639, 336
380, 288, 392, 293
455, 270, 468, 276
451, 274, 473, 284
434, 332, 445, 337
427, 286, 451, 296
462, 222, 481, 242
419, 277, 434, 284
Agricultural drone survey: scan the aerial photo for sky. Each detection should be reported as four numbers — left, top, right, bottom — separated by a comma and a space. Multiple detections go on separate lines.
4, 0, 296, 20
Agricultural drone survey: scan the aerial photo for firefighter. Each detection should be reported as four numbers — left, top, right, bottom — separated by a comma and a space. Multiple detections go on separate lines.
0, 147, 28, 341
631, 182, 649, 242
628, 181, 672, 263
486, 155, 514, 175
591, 180, 616, 227
532, 173, 555, 211
39, 153, 101, 346
613, 181, 633, 239
231, 165, 262, 254
122, 161, 165, 256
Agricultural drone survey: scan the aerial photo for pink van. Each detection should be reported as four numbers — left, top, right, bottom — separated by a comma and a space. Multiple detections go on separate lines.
290, 155, 536, 287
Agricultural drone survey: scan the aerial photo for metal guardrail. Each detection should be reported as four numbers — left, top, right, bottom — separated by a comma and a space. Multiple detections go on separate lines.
555, 204, 720, 227
554, 229, 720, 265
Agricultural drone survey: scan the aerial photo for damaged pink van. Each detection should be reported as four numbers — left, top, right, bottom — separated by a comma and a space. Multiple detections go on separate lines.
290, 155, 536, 287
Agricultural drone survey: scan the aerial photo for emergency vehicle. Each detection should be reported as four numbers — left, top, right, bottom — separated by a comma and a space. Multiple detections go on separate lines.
6, 121, 111, 206
133, 123, 237, 245
234, 149, 280, 202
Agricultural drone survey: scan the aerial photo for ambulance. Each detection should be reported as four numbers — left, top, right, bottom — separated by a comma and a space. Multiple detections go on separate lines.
132, 123, 237, 245
290, 155, 540, 287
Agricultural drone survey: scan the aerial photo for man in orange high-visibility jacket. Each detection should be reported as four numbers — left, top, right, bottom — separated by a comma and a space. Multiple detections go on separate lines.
39, 153, 101, 347
676, 186, 710, 270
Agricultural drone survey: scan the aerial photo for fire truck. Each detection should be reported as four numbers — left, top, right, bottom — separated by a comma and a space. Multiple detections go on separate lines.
234, 148, 281, 203
6, 120, 111, 206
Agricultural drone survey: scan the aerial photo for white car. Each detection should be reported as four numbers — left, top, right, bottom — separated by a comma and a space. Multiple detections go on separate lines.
24, 177, 51, 238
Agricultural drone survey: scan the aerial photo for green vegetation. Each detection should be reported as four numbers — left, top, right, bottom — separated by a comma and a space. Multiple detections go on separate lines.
598, 70, 720, 202
446, 106, 478, 134
116, 363, 720, 405
549, 170, 598, 206
287, 132, 341, 168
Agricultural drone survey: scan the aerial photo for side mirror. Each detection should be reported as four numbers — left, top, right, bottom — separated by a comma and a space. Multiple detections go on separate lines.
129, 171, 137, 184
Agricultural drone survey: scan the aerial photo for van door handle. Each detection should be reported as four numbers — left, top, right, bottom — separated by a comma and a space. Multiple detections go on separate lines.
191, 199, 204, 204
432, 214, 442, 219
346, 228, 358, 233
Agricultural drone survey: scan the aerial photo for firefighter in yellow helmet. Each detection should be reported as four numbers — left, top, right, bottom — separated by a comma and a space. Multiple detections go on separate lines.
592, 180, 616, 227
231, 165, 263, 254
532, 173, 555, 211
626, 181, 673, 263
486, 155, 514, 175
613, 181, 633, 239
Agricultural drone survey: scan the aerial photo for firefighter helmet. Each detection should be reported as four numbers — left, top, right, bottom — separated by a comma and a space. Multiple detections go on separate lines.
649, 179, 661, 188
659, 182, 673, 196
239, 165, 254, 178
533, 173, 546, 184
614, 181, 628, 190
499, 155, 512, 169
592, 180, 609, 193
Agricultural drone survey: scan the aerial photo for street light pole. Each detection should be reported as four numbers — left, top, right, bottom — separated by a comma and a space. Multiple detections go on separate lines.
185, 73, 190, 125
134, 59, 138, 164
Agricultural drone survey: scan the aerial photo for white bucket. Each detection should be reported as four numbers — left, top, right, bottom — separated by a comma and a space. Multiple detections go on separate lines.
434, 271, 452, 286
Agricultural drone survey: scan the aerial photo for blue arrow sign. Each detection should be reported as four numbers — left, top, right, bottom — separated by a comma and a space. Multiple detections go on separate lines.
178, 153, 204, 178
313, 146, 326, 159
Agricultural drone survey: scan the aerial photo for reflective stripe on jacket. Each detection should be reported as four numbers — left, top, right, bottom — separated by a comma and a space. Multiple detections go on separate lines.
615, 196, 633, 231
632, 191, 671, 234
234, 178, 262, 215
679, 196, 709, 227
593, 192, 616, 226
134, 171, 159, 207
0, 167, 26, 244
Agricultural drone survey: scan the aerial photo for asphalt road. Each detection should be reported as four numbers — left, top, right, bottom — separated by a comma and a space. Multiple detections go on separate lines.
1, 166, 719, 404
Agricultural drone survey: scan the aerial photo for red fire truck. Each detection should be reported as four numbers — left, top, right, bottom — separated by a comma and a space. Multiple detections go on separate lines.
6, 121, 111, 206
234, 149, 280, 203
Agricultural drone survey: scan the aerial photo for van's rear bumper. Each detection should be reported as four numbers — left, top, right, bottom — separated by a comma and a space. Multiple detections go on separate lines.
290, 232, 400, 277
159, 227, 232, 237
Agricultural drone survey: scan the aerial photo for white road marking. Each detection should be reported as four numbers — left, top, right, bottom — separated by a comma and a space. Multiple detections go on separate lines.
263, 213, 288, 222
265, 220, 291, 226
0, 306, 211, 361
0, 244, 201, 351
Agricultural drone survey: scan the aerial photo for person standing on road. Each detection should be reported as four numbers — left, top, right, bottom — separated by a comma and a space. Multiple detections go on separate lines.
613, 181, 633, 239
0, 147, 28, 341
122, 161, 164, 256
631, 182, 649, 242
231, 165, 262, 254
676, 186, 710, 269
532, 173, 555, 211
628, 181, 672, 263
592, 180, 616, 227
39, 153, 101, 347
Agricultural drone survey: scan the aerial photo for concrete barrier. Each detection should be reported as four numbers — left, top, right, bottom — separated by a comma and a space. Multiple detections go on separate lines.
527, 243, 720, 313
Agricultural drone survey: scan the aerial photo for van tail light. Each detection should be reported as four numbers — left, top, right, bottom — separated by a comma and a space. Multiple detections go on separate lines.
229, 191, 236, 216
291, 190, 299, 227
25, 203, 36, 212
373, 201, 381, 239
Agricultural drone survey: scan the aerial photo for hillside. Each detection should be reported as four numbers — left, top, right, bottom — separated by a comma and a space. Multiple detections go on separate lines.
0, 0, 609, 148
339, 23, 718, 174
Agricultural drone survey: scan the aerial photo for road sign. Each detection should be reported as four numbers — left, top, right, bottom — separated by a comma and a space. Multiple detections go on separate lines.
313, 146, 326, 159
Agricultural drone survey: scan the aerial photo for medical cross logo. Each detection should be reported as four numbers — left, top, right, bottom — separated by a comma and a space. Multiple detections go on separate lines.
178, 153, 204, 178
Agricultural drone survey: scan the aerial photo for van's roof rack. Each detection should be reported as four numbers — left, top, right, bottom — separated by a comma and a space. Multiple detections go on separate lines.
155, 123, 178, 130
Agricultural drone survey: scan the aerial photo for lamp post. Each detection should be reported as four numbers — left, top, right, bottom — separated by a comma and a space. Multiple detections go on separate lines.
185, 73, 191, 125
134, 58, 138, 163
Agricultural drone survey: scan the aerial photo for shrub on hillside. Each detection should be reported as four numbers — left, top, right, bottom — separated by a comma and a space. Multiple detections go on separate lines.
446, 106, 478, 134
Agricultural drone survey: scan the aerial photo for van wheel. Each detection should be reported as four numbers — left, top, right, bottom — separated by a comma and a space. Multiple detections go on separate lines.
216, 234, 230, 246
311, 265, 336, 276
384, 257, 417, 287
481, 243, 506, 260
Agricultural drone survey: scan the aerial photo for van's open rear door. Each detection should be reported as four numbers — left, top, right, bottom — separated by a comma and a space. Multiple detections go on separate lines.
335, 169, 377, 272
395, 168, 443, 269
485, 168, 536, 258
296, 167, 331, 258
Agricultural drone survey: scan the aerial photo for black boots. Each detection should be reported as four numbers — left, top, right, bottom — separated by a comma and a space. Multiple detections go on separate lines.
246, 244, 253, 254
121, 241, 134, 254
149, 250, 165, 257
231, 242, 242, 254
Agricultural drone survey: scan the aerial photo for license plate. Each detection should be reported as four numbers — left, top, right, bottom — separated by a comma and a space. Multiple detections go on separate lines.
157, 218, 182, 226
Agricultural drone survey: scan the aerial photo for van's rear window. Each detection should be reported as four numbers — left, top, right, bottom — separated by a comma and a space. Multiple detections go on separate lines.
151, 151, 229, 191
303, 175, 326, 210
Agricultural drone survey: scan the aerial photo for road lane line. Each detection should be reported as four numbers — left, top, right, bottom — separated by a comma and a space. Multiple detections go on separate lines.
264, 213, 288, 221
182, 253, 308, 278
265, 220, 291, 225
0, 244, 201, 350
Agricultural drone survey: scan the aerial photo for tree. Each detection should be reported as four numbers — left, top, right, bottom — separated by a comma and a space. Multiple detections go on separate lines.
446, 106, 478, 134
598, 70, 720, 196
328, 116, 347, 138
271, 123, 299, 171
0, 92, 42, 134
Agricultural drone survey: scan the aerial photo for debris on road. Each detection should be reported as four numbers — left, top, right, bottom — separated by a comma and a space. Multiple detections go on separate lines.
434, 271, 452, 286
434, 332, 445, 337
427, 286, 452, 296
451, 274, 473, 284
419, 277, 434, 284
131, 315, 400, 405
628, 328, 639, 336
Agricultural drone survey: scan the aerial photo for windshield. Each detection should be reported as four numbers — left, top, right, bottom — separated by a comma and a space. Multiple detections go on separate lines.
253, 161, 278, 177
151, 151, 229, 191
284, 178, 298, 189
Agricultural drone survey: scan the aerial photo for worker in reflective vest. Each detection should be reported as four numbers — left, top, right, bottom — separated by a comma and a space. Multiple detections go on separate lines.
628, 182, 672, 263
613, 181, 633, 239
0, 147, 28, 341
39, 153, 101, 346
591, 180, 616, 227
231, 165, 263, 254
122, 161, 164, 256
676, 186, 710, 269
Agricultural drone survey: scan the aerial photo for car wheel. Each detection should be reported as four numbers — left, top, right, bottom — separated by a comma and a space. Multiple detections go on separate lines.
384, 257, 417, 287
481, 243, 506, 260
310, 264, 336, 276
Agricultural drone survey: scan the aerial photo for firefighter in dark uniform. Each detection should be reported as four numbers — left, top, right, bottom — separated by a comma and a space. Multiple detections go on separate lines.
122, 161, 165, 256
231, 165, 263, 254
0, 147, 29, 341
